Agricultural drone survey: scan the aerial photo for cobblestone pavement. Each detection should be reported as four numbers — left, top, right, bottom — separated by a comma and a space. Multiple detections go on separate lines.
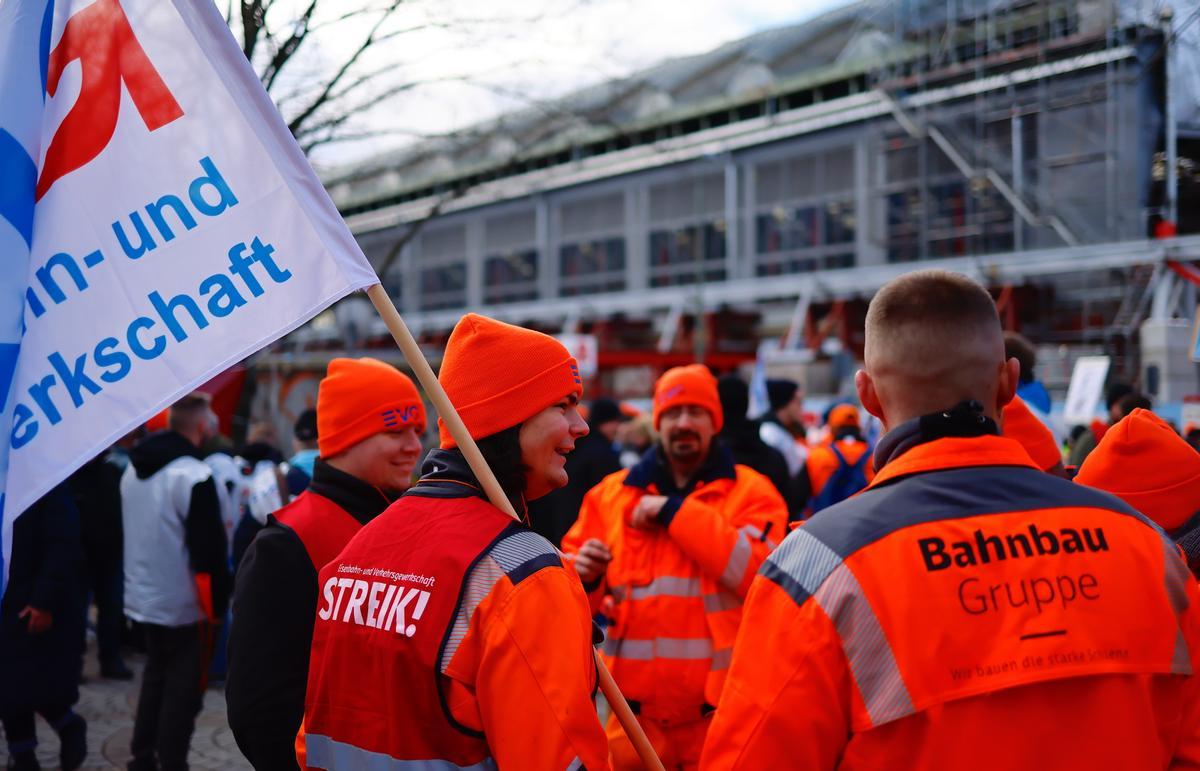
0, 639, 250, 771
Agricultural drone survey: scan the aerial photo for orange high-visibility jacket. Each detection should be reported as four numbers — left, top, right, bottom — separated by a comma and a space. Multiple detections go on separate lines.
702, 434, 1200, 771
562, 445, 788, 710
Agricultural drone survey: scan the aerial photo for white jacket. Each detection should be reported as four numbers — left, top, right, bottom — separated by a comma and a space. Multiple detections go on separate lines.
122, 438, 217, 627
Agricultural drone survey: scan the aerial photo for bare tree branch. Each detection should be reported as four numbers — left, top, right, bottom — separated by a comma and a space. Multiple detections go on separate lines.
240, 0, 264, 60
261, 0, 320, 91
306, 3, 401, 32
286, 0, 405, 136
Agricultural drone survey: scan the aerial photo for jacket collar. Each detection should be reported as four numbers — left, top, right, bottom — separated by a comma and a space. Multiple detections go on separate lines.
873, 400, 998, 472
405, 448, 530, 521
624, 440, 737, 495
406, 448, 486, 499
129, 430, 203, 479
308, 459, 396, 526
869, 402, 1036, 489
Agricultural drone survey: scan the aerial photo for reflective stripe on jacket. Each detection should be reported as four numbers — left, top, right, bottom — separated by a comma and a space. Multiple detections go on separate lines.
702, 434, 1200, 770
563, 444, 788, 710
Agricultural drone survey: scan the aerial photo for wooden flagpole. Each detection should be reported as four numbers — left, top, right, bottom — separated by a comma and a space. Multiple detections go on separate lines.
365, 284, 664, 771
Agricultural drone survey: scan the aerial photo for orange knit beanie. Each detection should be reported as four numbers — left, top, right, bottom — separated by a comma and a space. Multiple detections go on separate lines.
317, 357, 426, 459
1075, 408, 1200, 531
653, 364, 723, 432
438, 314, 582, 448
1002, 396, 1062, 472
827, 404, 861, 430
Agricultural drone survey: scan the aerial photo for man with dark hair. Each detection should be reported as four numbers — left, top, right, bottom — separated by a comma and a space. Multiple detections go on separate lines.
227, 359, 425, 771
304, 315, 608, 769
759, 379, 806, 478
122, 392, 231, 771
704, 270, 1200, 768
564, 364, 788, 768
1004, 331, 1051, 414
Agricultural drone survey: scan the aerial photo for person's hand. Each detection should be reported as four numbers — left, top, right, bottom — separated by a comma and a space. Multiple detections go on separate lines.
19, 605, 52, 634
631, 495, 668, 530
573, 539, 612, 584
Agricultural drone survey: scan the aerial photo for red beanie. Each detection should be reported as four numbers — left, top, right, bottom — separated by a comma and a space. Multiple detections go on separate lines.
1075, 408, 1200, 531
1002, 396, 1062, 472
317, 357, 426, 459
438, 314, 582, 448
653, 364, 723, 432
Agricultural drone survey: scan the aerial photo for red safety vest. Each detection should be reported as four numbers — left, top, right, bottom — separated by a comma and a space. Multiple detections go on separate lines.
274, 492, 363, 571
303, 494, 515, 770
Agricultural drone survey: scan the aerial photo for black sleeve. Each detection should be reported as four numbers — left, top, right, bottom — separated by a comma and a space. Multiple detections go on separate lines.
29, 485, 84, 612
184, 476, 232, 618
225, 525, 317, 771
761, 447, 798, 519
231, 514, 266, 578
791, 463, 812, 524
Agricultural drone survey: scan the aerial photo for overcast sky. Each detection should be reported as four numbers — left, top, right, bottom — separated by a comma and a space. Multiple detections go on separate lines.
293, 0, 846, 169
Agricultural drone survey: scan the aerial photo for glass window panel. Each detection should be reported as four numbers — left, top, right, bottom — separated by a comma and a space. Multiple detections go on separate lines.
483, 250, 538, 304
558, 238, 626, 297
419, 263, 466, 311
824, 200, 855, 244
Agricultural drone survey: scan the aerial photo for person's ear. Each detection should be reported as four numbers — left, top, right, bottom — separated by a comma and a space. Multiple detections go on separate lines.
856, 370, 884, 422
997, 357, 1020, 410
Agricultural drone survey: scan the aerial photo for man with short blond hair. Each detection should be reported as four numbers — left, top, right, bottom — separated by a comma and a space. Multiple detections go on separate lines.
703, 269, 1200, 770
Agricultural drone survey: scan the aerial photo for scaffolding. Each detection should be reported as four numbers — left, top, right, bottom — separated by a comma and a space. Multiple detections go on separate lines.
294, 0, 1200, 396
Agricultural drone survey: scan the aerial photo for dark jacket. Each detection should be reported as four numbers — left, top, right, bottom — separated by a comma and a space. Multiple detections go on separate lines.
69, 452, 125, 573
528, 429, 622, 547
0, 484, 87, 712
226, 460, 394, 771
719, 417, 799, 516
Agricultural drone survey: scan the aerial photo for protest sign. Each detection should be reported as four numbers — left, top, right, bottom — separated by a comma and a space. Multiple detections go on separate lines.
0, 0, 377, 593
1062, 356, 1111, 427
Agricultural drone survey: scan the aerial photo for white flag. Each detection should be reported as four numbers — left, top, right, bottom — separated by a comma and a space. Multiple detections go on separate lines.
0, 0, 378, 594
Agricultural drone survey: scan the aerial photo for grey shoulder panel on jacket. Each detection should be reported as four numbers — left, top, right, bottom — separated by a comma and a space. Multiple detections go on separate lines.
487, 528, 562, 585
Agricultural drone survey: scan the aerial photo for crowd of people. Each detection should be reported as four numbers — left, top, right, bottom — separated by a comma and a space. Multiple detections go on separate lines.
3, 268, 1200, 770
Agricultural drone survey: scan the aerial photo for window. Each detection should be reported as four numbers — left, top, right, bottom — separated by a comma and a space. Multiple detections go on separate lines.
559, 238, 626, 296
483, 250, 538, 304
881, 121, 1017, 262
648, 175, 727, 287
647, 222, 727, 287
420, 263, 466, 311
418, 224, 468, 311
753, 148, 857, 276
557, 193, 627, 297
